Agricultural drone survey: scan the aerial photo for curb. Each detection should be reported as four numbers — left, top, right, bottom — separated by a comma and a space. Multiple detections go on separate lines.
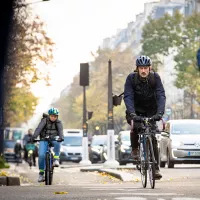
0, 176, 20, 186
80, 167, 139, 182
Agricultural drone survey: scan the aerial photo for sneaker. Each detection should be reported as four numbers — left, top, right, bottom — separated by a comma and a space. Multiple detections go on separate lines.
131, 148, 139, 160
38, 174, 45, 182
155, 169, 162, 180
53, 159, 59, 167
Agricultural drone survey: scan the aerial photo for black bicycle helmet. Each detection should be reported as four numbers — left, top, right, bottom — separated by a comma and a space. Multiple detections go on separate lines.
136, 55, 152, 67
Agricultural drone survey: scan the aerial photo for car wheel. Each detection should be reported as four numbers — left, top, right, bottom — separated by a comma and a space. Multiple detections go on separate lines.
167, 150, 174, 168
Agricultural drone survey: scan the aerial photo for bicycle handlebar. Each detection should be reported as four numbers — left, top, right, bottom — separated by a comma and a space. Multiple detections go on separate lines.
33, 137, 63, 143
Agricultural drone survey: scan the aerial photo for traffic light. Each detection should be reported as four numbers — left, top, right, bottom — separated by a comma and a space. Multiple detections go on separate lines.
196, 48, 200, 70
113, 95, 123, 106
80, 63, 89, 86
88, 111, 93, 120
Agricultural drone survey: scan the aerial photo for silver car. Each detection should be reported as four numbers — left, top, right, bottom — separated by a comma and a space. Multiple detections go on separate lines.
159, 119, 200, 168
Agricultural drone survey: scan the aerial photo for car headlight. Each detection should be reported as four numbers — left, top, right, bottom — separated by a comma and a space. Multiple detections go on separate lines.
172, 141, 183, 148
60, 146, 64, 152
120, 145, 130, 152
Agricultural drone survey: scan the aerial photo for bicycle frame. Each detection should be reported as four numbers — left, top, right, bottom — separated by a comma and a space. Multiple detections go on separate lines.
131, 118, 157, 189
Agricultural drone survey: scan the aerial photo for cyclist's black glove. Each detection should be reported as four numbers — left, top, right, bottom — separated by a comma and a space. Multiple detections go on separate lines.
152, 113, 163, 121
30, 137, 36, 144
57, 138, 64, 142
130, 113, 142, 122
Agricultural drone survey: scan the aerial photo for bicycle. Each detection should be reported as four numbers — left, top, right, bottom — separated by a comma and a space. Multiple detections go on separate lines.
25, 143, 36, 169
34, 136, 61, 185
131, 118, 159, 189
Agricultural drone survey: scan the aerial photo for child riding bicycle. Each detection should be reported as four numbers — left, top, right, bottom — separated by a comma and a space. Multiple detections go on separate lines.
32, 107, 64, 182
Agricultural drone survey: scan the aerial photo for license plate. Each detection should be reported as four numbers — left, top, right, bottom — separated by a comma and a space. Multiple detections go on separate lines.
70, 157, 78, 160
188, 151, 200, 156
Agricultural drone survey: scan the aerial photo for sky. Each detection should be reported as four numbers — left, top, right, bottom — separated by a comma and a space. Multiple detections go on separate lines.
25, 0, 159, 128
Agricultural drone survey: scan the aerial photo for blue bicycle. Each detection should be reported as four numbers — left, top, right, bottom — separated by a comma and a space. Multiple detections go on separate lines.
34, 136, 61, 185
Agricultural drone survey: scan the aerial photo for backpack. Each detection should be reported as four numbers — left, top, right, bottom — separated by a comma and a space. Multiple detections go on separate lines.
41, 113, 58, 132
133, 71, 156, 90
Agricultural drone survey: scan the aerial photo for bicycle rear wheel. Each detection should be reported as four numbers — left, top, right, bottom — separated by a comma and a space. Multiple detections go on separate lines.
140, 140, 147, 188
147, 139, 155, 189
45, 153, 50, 185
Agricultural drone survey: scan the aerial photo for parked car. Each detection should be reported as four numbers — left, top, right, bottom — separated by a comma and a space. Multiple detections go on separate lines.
115, 131, 133, 165
4, 140, 22, 163
59, 129, 83, 164
89, 135, 107, 163
101, 135, 118, 163
159, 119, 200, 168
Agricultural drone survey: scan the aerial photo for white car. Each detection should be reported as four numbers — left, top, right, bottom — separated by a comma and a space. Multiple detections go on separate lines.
159, 119, 200, 168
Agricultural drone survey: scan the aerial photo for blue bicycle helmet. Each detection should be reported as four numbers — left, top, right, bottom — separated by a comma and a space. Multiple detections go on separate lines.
136, 55, 152, 67
48, 107, 59, 116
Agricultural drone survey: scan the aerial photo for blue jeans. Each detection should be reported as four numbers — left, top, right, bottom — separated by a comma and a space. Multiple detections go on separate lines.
38, 141, 60, 174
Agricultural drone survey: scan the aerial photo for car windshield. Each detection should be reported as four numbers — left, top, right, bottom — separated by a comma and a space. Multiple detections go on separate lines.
62, 136, 82, 146
92, 136, 107, 146
4, 141, 15, 148
121, 134, 130, 141
172, 123, 200, 135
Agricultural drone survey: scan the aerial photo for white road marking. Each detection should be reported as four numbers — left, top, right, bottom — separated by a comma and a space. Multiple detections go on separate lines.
172, 198, 200, 200
110, 193, 183, 196
115, 198, 146, 200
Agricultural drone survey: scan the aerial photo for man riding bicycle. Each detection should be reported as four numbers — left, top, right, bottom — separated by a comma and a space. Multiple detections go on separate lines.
32, 107, 64, 182
124, 55, 166, 180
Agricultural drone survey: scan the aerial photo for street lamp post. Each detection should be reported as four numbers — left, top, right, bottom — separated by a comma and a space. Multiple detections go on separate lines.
104, 60, 119, 167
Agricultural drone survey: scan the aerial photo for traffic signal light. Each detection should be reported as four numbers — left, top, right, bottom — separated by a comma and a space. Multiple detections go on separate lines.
80, 63, 89, 86
88, 111, 93, 120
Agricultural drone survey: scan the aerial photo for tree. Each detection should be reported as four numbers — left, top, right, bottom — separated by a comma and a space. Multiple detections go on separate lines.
4, 0, 55, 126
53, 48, 134, 133
142, 11, 200, 117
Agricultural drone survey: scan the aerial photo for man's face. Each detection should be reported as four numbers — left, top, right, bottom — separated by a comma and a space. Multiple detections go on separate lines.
49, 114, 58, 122
138, 66, 150, 78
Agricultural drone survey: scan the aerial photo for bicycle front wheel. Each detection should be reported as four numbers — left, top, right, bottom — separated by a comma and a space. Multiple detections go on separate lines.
140, 141, 147, 188
45, 153, 51, 185
147, 139, 155, 189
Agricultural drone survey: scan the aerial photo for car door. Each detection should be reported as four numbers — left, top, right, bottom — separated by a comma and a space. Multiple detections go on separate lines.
160, 122, 170, 162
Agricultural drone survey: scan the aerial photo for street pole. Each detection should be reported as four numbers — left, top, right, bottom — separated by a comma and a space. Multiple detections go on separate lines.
104, 60, 119, 167
79, 63, 91, 165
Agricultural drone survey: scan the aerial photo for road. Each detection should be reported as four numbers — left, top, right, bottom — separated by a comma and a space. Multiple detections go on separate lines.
1, 162, 200, 200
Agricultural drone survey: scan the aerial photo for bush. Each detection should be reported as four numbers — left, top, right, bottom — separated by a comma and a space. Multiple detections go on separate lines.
0, 156, 10, 169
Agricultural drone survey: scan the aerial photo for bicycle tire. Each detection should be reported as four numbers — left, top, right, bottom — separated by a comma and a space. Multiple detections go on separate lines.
28, 152, 32, 168
49, 153, 54, 185
147, 138, 155, 189
45, 153, 50, 185
140, 137, 147, 188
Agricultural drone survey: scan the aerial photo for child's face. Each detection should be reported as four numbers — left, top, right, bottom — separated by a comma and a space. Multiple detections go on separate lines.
49, 114, 58, 122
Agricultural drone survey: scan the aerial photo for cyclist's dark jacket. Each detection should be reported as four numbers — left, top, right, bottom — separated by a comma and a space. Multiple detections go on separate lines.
124, 72, 166, 117
23, 134, 33, 146
33, 117, 64, 140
